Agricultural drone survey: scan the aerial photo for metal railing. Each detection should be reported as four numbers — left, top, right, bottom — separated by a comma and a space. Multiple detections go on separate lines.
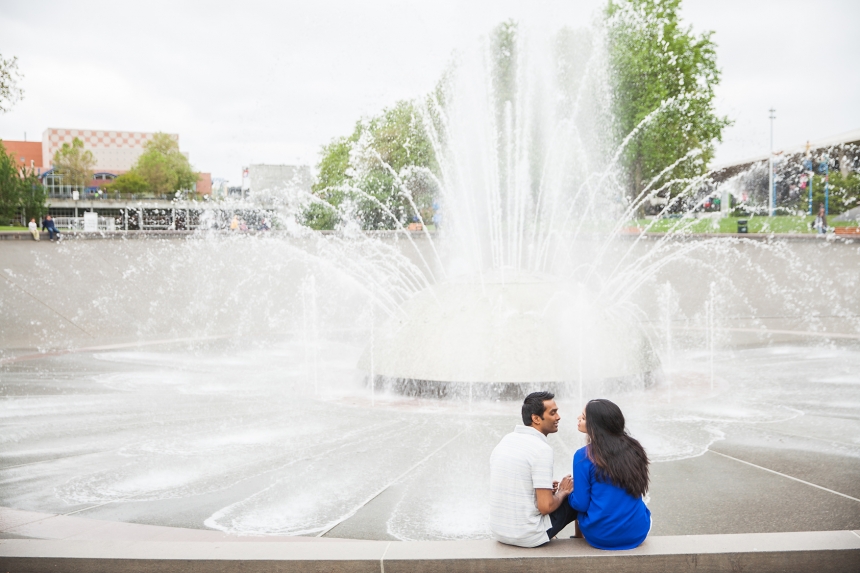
53, 216, 117, 232
48, 190, 176, 201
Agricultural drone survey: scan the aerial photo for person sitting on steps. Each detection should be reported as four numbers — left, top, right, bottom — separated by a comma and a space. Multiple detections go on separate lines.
42, 215, 60, 241
28, 218, 40, 241
568, 399, 652, 550
489, 391, 578, 547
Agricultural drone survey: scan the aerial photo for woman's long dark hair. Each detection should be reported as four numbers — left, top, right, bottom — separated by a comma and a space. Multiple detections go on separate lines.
584, 399, 649, 498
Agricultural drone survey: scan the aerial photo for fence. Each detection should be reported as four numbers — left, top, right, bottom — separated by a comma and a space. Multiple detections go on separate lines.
53, 216, 117, 232
54, 210, 205, 231
47, 187, 175, 201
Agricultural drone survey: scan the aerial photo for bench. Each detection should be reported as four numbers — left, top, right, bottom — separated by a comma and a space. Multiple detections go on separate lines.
834, 227, 860, 236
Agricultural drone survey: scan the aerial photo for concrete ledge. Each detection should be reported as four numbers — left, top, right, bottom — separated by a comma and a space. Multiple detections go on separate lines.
0, 231, 50, 241
625, 231, 857, 242
1, 229, 856, 241
2, 531, 859, 573
0, 230, 198, 240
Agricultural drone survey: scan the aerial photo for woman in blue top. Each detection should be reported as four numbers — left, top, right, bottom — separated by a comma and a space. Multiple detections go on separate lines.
568, 399, 651, 550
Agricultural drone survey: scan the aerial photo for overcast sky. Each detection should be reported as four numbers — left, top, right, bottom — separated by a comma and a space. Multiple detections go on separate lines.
1, 0, 858, 182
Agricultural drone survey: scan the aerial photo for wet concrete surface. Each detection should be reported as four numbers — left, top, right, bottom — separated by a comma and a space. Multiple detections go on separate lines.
1, 342, 858, 541
1, 237, 858, 541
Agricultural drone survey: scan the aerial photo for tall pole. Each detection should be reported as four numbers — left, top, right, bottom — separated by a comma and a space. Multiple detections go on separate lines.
824, 155, 829, 216
768, 108, 776, 216
806, 142, 813, 215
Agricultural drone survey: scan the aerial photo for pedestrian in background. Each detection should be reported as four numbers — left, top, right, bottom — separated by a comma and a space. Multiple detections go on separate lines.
814, 204, 827, 234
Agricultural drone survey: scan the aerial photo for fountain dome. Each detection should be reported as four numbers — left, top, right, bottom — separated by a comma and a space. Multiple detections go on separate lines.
358, 269, 658, 398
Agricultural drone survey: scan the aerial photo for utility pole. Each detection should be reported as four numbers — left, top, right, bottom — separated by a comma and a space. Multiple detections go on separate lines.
806, 142, 813, 215
768, 108, 776, 216
823, 154, 830, 216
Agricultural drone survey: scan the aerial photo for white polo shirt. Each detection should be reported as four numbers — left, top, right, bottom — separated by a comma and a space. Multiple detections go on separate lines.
488, 425, 554, 547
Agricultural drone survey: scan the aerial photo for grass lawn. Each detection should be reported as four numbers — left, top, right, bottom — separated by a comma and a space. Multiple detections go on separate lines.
0, 225, 28, 232
632, 216, 856, 234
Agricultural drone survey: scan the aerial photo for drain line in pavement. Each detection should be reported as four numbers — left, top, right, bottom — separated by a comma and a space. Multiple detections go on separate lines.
708, 449, 860, 503
318, 428, 467, 537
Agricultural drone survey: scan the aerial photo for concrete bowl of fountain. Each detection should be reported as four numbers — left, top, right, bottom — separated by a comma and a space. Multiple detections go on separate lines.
358, 269, 659, 399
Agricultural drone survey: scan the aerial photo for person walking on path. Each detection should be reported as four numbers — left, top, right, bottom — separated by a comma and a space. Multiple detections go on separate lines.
489, 391, 576, 547
28, 218, 40, 241
568, 399, 651, 550
42, 215, 60, 241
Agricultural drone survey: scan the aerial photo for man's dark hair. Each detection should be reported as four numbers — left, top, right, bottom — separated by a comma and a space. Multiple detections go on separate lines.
522, 391, 555, 426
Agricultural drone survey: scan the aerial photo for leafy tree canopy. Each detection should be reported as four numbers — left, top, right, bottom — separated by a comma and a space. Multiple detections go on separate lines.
0, 140, 47, 224
308, 4, 730, 228
491, 20, 517, 116
52, 137, 96, 189
305, 100, 438, 230
804, 171, 860, 216
0, 141, 20, 222
0, 54, 24, 114
606, 0, 730, 200
104, 171, 149, 196
134, 133, 199, 196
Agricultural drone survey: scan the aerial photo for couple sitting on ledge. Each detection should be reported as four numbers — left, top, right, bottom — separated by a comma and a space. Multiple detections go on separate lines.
489, 392, 651, 550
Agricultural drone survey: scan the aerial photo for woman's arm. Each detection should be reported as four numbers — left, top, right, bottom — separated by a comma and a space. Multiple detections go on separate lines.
568, 451, 592, 513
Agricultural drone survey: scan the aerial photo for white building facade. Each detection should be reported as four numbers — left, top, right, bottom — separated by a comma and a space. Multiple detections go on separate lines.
42, 128, 180, 171
243, 164, 312, 198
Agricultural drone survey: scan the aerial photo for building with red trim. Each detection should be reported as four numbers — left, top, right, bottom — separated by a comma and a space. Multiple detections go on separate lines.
1, 128, 211, 196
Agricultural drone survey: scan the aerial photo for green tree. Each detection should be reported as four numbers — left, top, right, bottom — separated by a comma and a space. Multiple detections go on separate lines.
0, 53, 24, 114
19, 164, 47, 223
0, 141, 47, 224
304, 136, 354, 230
305, 100, 438, 230
489, 20, 521, 197
134, 133, 198, 196
0, 141, 21, 223
805, 171, 860, 216
104, 171, 149, 196
606, 0, 730, 202
52, 137, 96, 189
491, 20, 517, 119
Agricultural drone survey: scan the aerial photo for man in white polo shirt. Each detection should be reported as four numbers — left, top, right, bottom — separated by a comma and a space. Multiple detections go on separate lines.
489, 391, 577, 547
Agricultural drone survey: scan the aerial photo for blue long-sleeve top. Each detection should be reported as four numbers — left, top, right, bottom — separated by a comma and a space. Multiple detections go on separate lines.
42, 219, 57, 232
568, 446, 651, 550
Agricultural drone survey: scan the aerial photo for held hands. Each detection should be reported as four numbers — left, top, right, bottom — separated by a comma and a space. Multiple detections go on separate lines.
537, 474, 574, 515
556, 474, 573, 496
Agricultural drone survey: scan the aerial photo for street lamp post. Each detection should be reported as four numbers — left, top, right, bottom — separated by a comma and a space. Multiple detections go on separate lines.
804, 142, 813, 216
768, 108, 776, 216
821, 155, 830, 216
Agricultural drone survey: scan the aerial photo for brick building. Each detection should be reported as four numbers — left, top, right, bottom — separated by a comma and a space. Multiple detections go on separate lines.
2, 140, 43, 170
1, 128, 211, 196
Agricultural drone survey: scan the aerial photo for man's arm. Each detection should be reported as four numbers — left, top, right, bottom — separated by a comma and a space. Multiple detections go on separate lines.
535, 475, 572, 515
